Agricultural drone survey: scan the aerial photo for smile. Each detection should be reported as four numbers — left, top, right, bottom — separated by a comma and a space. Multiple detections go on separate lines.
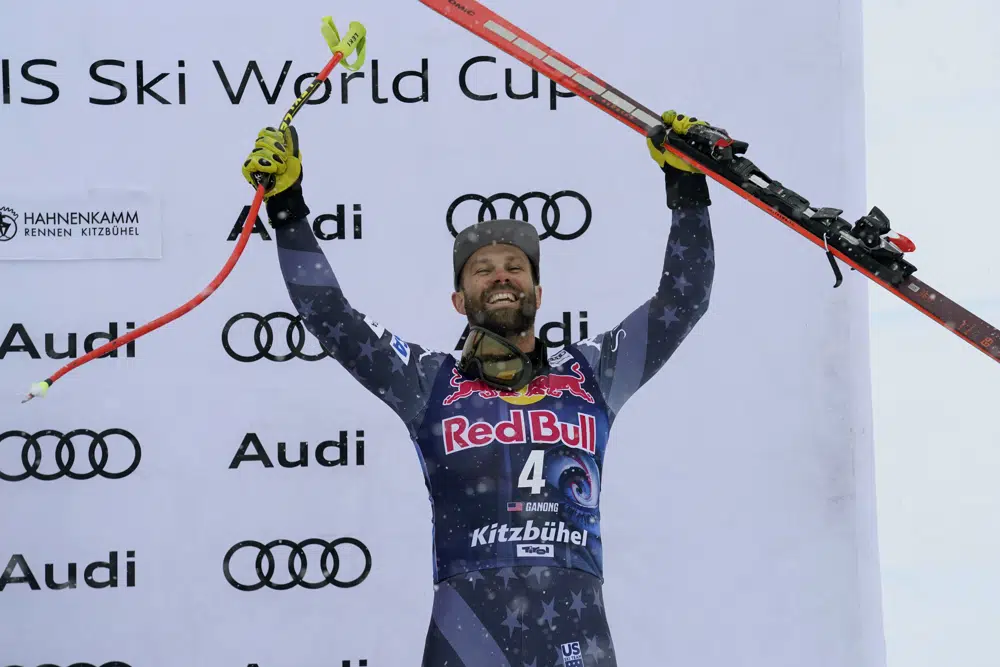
486, 291, 519, 305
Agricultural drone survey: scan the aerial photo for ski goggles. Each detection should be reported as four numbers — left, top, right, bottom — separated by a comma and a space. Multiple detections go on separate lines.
457, 326, 535, 391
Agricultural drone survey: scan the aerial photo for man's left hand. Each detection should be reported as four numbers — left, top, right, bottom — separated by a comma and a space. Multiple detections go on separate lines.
646, 110, 708, 173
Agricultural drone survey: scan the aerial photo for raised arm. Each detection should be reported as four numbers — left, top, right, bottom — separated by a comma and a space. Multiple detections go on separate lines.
241, 125, 449, 425
566, 111, 716, 417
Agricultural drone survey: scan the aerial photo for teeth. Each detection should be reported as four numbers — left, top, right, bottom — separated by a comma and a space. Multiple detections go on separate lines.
488, 292, 517, 304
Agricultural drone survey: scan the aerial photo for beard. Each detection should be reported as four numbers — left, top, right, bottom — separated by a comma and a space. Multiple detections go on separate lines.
464, 283, 538, 338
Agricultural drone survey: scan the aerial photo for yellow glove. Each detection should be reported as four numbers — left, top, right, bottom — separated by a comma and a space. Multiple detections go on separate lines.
646, 110, 708, 173
241, 125, 302, 200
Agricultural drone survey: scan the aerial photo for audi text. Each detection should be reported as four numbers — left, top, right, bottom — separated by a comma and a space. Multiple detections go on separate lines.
456, 310, 588, 351
0, 551, 136, 591
227, 203, 363, 242
229, 431, 366, 469
0, 323, 136, 360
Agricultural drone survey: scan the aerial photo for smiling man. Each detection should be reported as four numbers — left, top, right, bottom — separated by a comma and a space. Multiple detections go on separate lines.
453, 225, 542, 347
241, 109, 717, 666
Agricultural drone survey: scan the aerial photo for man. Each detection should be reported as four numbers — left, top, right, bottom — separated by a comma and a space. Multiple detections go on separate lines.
241, 109, 716, 666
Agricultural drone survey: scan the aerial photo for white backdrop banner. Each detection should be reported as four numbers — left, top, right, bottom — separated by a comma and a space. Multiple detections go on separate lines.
0, 1, 884, 666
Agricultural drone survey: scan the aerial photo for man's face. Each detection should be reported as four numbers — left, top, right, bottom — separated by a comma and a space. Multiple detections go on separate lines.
452, 244, 542, 337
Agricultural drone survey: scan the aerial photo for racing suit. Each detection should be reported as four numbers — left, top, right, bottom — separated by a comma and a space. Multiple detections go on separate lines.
271, 178, 715, 666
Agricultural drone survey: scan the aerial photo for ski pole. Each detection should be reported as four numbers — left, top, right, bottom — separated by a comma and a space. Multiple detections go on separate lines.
21, 16, 368, 404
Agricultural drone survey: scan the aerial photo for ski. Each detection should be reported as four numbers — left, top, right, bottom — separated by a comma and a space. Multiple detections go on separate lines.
420, 0, 1000, 365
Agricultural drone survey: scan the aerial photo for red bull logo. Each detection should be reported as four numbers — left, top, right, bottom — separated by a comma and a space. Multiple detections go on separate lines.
442, 409, 597, 455
442, 362, 595, 406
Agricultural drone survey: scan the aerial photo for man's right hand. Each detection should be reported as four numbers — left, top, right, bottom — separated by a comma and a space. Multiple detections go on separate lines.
241, 125, 302, 200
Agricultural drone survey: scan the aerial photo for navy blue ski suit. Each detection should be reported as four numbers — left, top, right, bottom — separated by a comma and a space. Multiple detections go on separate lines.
273, 194, 714, 665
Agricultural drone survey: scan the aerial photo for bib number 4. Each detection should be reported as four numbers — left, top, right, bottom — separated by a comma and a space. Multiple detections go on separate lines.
518, 449, 546, 495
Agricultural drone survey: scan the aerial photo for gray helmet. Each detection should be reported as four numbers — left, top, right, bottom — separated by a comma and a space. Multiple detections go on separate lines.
452, 219, 540, 291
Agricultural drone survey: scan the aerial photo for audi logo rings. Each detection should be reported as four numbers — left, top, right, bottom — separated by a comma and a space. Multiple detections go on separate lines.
223, 538, 372, 591
0, 429, 141, 482
446, 191, 592, 241
221, 312, 333, 362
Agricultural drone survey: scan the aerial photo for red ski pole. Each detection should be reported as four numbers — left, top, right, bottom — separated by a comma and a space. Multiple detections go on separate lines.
22, 16, 368, 403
